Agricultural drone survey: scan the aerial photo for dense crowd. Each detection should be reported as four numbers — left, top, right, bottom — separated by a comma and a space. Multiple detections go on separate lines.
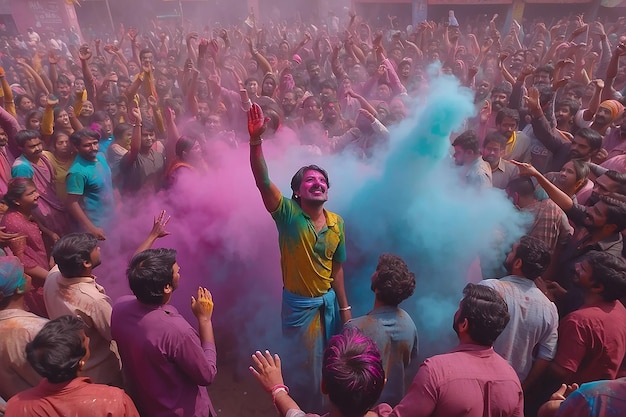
0, 6, 626, 417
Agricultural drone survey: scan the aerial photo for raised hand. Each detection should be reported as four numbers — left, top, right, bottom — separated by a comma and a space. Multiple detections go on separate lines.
149, 210, 171, 239
78, 44, 92, 61
248, 103, 268, 140
191, 287, 214, 320
249, 350, 284, 392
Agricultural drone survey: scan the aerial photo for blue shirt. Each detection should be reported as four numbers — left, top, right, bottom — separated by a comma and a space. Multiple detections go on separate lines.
66, 154, 114, 228
11, 155, 35, 178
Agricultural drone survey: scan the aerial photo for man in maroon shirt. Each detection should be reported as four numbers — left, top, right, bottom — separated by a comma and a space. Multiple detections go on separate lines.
388, 284, 523, 417
550, 251, 626, 385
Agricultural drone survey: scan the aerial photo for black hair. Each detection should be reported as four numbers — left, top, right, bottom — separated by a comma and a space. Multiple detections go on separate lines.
3, 177, 36, 209
52, 233, 99, 278
127, 249, 177, 305
452, 130, 480, 153
506, 176, 536, 198
483, 131, 508, 148
514, 235, 551, 280
496, 108, 520, 125
26, 315, 86, 383
575, 128, 603, 152
290, 165, 330, 201
457, 283, 510, 346
70, 129, 100, 147
15, 129, 41, 147
584, 251, 626, 301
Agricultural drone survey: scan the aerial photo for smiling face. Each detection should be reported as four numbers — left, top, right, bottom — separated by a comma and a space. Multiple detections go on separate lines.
296, 169, 328, 205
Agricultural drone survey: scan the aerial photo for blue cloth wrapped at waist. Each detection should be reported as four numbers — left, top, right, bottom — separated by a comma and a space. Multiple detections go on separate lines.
282, 288, 339, 344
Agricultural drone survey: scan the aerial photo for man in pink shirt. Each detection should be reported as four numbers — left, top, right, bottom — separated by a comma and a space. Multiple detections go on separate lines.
388, 284, 523, 417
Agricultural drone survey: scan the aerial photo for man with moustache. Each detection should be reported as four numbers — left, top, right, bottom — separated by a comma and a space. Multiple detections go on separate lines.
495, 108, 532, 162
577, 99, 623, 137
248, 103, 350, 412
65, 129, 114, 240
514, 161, 626, 317
281, 90, 299, 129
12, 130, 68, 235
118, 109, 164, 195
528, 87, 603, 172
388, 284, 523, 417
452, 130, 492, 189
549, 251, 626, 385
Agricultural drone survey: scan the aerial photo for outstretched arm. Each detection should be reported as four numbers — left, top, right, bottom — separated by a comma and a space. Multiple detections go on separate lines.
248, 103, 282, 212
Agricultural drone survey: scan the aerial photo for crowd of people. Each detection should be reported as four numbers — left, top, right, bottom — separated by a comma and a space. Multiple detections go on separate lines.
0, 4, 625, 417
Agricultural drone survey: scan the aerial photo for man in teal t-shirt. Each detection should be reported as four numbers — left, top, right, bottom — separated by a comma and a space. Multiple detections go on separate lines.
65, 129, 114, 240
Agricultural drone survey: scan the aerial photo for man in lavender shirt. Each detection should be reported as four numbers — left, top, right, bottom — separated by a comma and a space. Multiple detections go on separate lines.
389, 284, 523, 417
111, 248, 217, 417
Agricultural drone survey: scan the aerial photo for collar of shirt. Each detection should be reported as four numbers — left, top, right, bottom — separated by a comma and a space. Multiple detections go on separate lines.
450, 343, 495, 356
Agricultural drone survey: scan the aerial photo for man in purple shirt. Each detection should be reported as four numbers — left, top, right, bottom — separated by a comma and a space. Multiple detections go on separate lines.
389, 284, 524, 417
111, 248, 217, 417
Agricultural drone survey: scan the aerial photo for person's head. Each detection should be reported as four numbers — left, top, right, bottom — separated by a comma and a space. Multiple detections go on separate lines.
24, 109, 42, 131
14, 94, 35, 113
99, 93, 117, 117
175, 136, 202, 163
52, 233, 100, 278
112, 122, 133, 149
476, 79, 491, 99
322, 328, 385, 417
482, 131, 508, 167
575, 251, 626, 301
53, 107, 70, 130
140, 120, 156, 151
50, 130, 72, 158
3, 177, 39, 212
398, 60, 411, 79
244, 78, 259, 97
591, 171, 626, 202
290, 165, 330, 206
205, 113, 223, 136
0, 256, 29, 310
70, 129, 100, 161
505, 176, 536, 208
370, 254, 415, 306
570, 128, 602, 160
55, 75, 71, 99
555, 99, 580, 129
281, 90, 297, 115
80, 100, 94, 118
595, 100, 624, 127
503, 235, 551, 280
322, 100, 341, 124
452, 130, 481, 166
26, 315, 89, 383
453, 283, 510, 346
197, 99, 211, 122
584, 196, 626, 234
262, 73, 277, 97
495, 108, 520, 139
306, 60, 321, 80
90, 110, 113, 137
533, 65, 554, 86
139, 48, 154, 68
127, 249, 179, 305
558, 159, 589, 194
15, 129, 43, 160
490, 86, 510, 112
302, 96, 323, 122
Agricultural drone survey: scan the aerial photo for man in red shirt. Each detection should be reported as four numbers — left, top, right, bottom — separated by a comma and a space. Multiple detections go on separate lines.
550, 251, 626, 385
